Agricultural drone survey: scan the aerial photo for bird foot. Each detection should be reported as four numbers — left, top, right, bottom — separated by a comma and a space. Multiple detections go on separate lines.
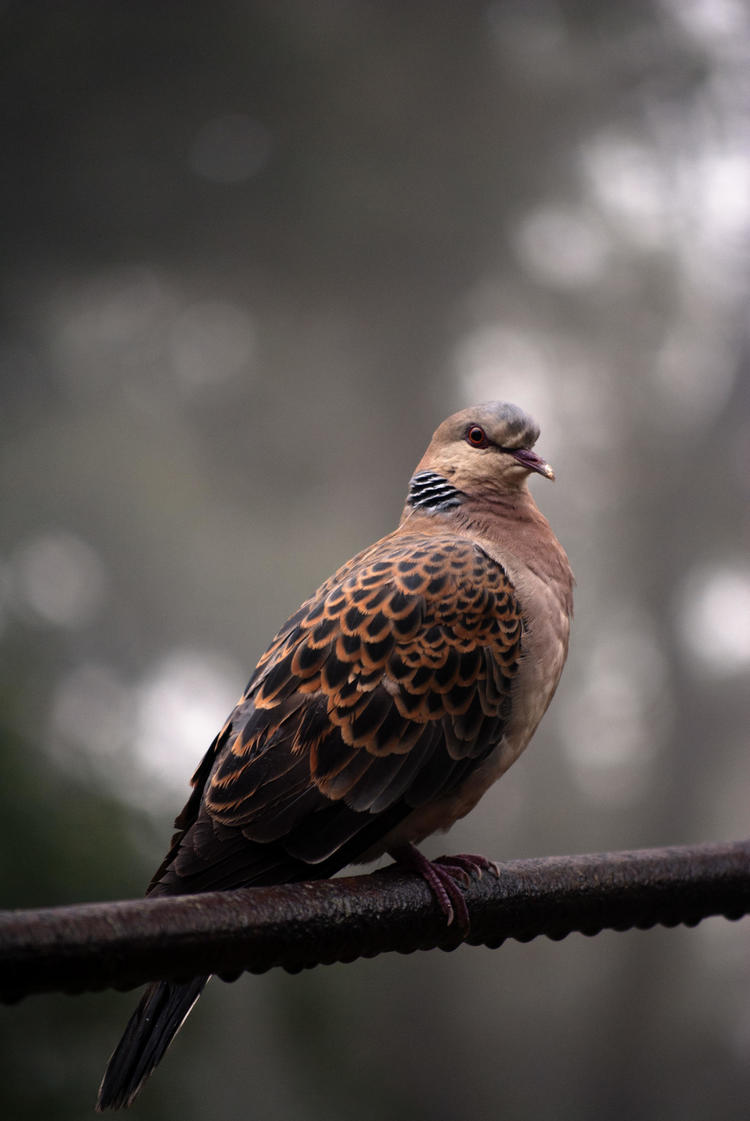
389, 844, 500, 933
434, 852, 502, 880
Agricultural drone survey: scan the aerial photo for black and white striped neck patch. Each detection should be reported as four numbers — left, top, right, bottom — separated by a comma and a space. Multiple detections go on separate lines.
406, 470, 464, 512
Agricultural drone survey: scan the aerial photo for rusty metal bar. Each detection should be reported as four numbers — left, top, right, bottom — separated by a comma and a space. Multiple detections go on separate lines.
1, 839, 748, 1003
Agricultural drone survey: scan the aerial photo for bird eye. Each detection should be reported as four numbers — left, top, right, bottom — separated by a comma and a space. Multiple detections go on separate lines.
466, 425, 488, 448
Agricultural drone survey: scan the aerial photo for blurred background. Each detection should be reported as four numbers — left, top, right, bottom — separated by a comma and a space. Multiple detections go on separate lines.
1, 1, 749, 1118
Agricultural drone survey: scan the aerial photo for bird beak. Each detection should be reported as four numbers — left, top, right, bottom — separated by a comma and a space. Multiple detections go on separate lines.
509, 448, 555, 480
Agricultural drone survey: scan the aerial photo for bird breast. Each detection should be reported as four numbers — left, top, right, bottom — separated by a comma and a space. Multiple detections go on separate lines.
371, 506, 573, 854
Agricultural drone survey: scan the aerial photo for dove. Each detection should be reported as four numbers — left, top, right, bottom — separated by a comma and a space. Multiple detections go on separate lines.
96, 401, 573, 1110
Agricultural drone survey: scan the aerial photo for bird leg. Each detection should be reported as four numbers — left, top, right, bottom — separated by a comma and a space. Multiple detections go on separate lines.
389, 843, 499, 931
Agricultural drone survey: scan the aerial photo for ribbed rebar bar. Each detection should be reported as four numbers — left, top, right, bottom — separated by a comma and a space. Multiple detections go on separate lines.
1, 839, 747, 1004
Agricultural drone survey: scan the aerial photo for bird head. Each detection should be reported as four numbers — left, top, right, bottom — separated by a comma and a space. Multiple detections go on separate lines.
409, 402, 554, 509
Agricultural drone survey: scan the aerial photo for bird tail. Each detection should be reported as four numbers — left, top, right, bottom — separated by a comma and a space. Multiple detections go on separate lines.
96, 974, 209, 1111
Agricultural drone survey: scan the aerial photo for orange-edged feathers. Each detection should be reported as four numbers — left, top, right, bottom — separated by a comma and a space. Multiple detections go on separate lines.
97, 401, 573, 1110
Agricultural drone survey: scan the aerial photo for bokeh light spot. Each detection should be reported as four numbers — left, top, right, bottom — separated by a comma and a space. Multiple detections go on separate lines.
132, 648, 243, 799
513, 205, 610, 289
580, 132, 668, 248
169, 300, 256, 392
11, 530, 106, 627
51, 265, 177, 392
52, 662, 132, 762
188, 114, 272, 184
677, 564, 750, 674
560, 613, 671, 805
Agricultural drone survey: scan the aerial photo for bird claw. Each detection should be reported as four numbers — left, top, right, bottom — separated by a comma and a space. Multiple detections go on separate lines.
433, 859, 472, 888
434, 853, 502, 881
389, 845, 501, 934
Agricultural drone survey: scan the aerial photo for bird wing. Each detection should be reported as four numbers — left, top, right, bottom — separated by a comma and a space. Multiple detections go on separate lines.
150, 532, 523, 893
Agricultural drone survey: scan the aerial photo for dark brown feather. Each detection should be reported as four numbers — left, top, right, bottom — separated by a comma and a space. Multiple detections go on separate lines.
149, 532, 523, 897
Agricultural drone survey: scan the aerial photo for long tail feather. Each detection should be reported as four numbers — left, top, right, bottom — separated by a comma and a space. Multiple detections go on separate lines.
96, 975, 209, 1111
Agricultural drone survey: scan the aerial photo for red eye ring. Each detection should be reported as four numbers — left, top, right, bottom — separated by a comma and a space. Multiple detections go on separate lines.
466, 424, 489, 448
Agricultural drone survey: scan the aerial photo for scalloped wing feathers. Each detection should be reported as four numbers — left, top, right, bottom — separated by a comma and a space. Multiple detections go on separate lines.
101, 402, 574, 1112
150, 532, 523, 892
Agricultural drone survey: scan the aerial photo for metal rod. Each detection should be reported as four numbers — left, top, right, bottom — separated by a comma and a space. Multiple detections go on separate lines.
1, 839, 748, 1003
